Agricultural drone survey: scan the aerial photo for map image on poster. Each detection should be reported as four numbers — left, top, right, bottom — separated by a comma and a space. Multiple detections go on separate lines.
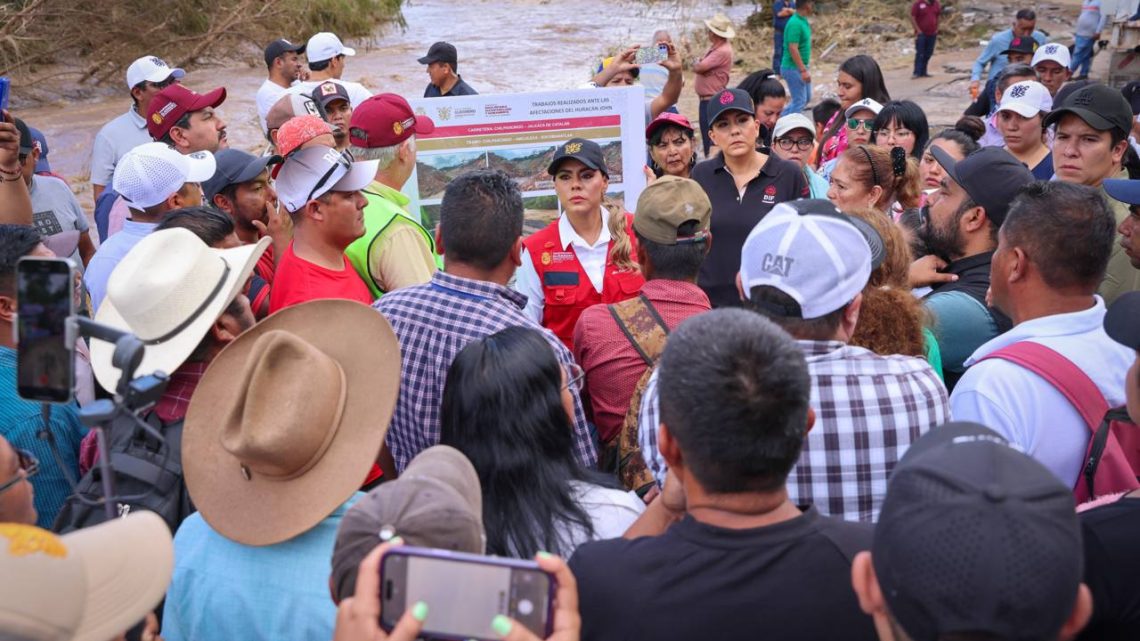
407, 86, 647, 234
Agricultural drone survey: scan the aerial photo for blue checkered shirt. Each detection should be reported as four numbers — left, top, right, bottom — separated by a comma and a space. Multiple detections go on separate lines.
376, 271, 597, 472
640, 340, 949, 522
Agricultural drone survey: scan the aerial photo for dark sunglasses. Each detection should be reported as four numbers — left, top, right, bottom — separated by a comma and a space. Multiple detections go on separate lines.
305, 149, 355, 204
0, 448, 39, 495
847, 118, 875, 131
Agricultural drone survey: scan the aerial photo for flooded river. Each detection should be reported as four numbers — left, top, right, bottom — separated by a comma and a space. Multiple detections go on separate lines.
24, 0, 757, 205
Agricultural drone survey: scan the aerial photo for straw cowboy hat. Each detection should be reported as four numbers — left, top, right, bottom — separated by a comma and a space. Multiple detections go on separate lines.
182, 299, 401, 546
91, 228, 269, 392
705, 14, 736, 39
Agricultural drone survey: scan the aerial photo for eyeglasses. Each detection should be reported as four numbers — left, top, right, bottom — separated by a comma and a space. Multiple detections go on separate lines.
305, 149, 354, 204
847, 118, 875, 131
775, 138, 814, 151
0, 448, 39, 495
879, 128, 914, 140
563, 362, 585, 393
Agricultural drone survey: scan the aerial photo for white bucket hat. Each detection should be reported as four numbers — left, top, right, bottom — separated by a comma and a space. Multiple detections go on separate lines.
90, 227, 269, 392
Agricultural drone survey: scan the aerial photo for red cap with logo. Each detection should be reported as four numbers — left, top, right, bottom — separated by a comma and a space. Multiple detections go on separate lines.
348, 93, 436, 148
147, 84, 226, 141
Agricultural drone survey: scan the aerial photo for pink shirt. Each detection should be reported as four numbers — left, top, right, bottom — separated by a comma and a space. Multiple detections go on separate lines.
693, 41, 733, 98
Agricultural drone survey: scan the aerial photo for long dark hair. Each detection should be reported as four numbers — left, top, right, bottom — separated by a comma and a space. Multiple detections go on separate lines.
818, 55, 891, 167
440, 327, 596, 558
738, 69, 786, 148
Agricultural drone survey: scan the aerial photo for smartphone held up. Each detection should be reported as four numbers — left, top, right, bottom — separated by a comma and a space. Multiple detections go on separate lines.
16, 256, 75, 404
380, 546, 556, 641
633, 43, 669, 66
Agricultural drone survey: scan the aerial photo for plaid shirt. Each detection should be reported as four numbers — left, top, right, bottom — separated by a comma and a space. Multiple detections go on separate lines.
377, 271, 597, 472
640, 340, 949, 522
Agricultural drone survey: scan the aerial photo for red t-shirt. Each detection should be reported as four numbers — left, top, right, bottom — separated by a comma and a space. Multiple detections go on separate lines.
911, 0, 941, 35
268, 242, 374, 313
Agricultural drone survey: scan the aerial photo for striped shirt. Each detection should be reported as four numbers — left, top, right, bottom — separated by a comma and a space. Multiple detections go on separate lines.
376, 271, 597, 472
639, 340, 949, 522
0, 346, 86, 527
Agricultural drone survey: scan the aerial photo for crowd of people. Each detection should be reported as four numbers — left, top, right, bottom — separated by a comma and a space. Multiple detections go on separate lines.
2, 4, 1140, 641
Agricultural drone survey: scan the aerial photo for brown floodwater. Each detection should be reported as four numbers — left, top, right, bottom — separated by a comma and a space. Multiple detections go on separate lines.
20, 0, 757, 206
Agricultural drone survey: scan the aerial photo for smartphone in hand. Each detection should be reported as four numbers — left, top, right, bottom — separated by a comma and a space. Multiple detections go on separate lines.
16, 256, 76, 404
380, 546, 555, 641
634, 44, 669, 65
0, 77, 9, 112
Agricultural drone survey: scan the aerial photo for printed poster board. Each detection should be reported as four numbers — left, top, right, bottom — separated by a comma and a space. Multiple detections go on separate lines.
406, 86, 648, 234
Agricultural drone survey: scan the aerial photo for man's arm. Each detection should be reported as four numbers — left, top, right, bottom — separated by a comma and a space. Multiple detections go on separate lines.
0, 112, 31, 225
649, 42, 683, 120
909, 2, 921, 34
691, 45, 728, 75
971, 38, 1001, 82
788, 43, 810, 82
77, 232, 96, 267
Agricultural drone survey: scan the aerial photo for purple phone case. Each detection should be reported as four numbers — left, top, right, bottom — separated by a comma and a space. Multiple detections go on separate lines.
379, 546, 557, 641
0, 77, 9, 112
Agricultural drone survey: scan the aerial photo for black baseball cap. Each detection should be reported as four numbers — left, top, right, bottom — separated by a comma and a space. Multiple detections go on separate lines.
1001, 35, 1038, 56
264, 38, 305, 68
705, 88, 755, 125
1043, 82, 1133, 137
1123, 81, 1140, 116
418, 41, 458, 67
1105, 291, 1140, 350
873, 422, 1083, 641
202, 149, 282, 201
931, 146, 1034, 227
311, 81, 351, 109
548, 138, 608, 177
13, 118, 33, 155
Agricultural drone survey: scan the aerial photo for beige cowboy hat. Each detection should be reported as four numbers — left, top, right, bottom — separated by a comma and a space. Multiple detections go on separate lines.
705, 14, 736, 39
90, 227, 269, 393
182, 299, 401, 546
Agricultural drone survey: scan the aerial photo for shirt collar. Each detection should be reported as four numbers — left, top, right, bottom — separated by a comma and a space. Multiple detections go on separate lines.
129, 107, 147, 129
796, 339, 848, 358
557, 208, 611, 251
964, 297, 1107, 366
431, 271, 528, 310
641, 279, 711, 306
712, 152, 777, 178
367, 181, 410, 207
945, 251, 994, 276
123, 219, 158, 234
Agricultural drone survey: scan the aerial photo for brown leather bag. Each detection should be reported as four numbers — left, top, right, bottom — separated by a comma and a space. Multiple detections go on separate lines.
604, 294, 668, 497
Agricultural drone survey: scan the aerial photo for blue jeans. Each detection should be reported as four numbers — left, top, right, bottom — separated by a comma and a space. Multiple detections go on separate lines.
773, 30, 785, 71
781, 64, 811, 115
914, 33, 936, 76
1071, 35, 1095, 77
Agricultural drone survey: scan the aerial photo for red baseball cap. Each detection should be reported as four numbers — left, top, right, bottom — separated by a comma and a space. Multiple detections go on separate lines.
645, 111, 694, 140
348, 94, 435, 148
147, 84, 227, 140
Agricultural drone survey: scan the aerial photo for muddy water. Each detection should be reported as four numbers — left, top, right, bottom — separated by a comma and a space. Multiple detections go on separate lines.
25, 0, 757, 206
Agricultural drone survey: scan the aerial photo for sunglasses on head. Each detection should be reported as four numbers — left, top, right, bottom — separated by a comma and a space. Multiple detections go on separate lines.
305, 149, 355, 204
847, 118, 875, 131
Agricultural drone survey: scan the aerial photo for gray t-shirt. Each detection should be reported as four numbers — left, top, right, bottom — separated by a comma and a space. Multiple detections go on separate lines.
29, 174, 89, 267
89, 108, 153, 187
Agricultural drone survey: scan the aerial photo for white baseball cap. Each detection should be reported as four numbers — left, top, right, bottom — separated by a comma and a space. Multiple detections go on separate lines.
112, 142, 216, 209
773, 113, 816, 140
1032, 42, 1071, 69
0, 512, 173, 641
997, 80, 1053, 118
307, 32, 356, 64
275, 146, 379, 212
845, 98, 884, 119
740, 200, 883, 319
125, 55, 185, 91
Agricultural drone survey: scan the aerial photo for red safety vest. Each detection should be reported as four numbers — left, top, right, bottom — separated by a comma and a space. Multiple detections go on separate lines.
523, 213, 645, 349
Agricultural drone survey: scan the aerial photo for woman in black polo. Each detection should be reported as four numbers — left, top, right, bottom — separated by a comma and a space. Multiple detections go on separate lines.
691, 88, 808, 307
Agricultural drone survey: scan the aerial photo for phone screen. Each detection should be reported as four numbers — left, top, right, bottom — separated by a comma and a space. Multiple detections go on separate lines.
382, 550, 552, 640
0, 77, 9, 112
16, 257, 74, 403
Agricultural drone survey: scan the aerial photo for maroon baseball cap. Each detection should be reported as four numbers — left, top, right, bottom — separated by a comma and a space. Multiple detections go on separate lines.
646, 112, 695, 140
147, 84, 227, 140
348, 93, 435, 148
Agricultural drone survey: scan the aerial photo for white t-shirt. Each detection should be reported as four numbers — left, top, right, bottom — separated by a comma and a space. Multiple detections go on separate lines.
950, 298, 1133, 487
554, 481, 644, 554
515, 209, 612, 324
288, 78, 373, 108
256, 78, 292, 133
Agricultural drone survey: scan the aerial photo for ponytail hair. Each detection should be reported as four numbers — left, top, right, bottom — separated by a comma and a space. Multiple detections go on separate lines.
738, 69, 787, 104
604, 197, 638, 272
842, 145, 922, 211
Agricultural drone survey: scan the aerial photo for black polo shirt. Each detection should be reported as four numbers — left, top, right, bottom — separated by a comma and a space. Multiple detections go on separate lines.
692, 152, 808, 307
423, 75, 478, 98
